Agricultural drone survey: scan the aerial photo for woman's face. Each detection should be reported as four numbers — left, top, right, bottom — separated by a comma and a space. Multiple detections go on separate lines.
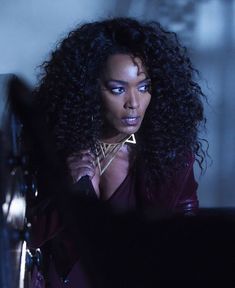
100, 54, 151, 142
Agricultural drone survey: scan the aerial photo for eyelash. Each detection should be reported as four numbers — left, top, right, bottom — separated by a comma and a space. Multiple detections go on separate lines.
138, 84, 151, 92
109, 84, 151, 95
110, 87, 125, 95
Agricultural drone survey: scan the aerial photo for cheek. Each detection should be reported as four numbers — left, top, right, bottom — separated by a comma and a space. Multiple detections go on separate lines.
102, 99, 122, 119
102, 95, 123, 115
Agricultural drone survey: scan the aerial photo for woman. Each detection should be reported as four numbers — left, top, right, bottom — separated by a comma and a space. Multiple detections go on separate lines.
29, 17, 207, 287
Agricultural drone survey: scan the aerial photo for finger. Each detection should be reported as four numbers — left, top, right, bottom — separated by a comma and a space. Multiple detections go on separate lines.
72, 167, 95, 182
67, 156, 95, 168
79, 154, 95, 162
68, 159, 95, 170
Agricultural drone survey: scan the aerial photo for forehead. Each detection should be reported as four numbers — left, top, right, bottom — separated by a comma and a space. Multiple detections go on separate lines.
102, 54, 147, 81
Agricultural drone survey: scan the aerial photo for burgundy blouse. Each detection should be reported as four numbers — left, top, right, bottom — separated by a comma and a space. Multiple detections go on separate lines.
29, 155, 198, 287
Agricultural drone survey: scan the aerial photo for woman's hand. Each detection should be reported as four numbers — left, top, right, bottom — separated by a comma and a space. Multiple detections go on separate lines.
66, 150, 96, 183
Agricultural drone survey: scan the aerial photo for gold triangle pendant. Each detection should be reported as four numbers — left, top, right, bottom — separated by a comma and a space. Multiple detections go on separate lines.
100, 142, 118, 158
125, 134, 136, 144
95, 134, 136, 175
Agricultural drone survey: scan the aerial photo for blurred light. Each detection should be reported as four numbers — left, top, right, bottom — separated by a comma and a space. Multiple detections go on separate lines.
195, 0, 225, 49
19, 241, 27, 288
4, 195, 26, 229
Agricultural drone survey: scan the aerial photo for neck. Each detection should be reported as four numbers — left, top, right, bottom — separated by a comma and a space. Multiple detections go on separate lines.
100, 132, 129, 144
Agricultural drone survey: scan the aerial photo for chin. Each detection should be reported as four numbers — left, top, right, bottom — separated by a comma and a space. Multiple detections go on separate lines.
119, 125, 140, 135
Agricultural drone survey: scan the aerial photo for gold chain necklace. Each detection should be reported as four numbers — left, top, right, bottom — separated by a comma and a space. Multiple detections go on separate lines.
95, 134, 136, 175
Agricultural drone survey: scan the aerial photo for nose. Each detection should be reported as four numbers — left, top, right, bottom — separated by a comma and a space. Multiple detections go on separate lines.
124, 89, 140, 110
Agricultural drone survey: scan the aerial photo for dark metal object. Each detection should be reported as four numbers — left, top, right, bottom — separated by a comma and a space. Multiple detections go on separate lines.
0, 75, 33, 288
26, 248, 42, 271
73, 175, 98, 200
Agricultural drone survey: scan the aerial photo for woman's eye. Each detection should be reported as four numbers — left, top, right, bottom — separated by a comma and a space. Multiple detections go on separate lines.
138, 84, 150, 93
110, 87, 125, 95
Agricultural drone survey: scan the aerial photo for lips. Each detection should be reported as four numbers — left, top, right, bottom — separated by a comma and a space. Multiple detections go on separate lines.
121, 116, 141, 126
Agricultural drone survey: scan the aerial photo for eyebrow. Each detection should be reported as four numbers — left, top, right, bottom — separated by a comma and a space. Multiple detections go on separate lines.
105, 77, 151, 85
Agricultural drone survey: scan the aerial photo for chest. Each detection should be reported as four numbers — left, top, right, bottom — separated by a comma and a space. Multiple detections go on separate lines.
91, 147, 132, 200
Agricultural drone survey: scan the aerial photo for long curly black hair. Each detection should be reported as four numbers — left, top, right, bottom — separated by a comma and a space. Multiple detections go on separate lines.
33, 17, 207, 184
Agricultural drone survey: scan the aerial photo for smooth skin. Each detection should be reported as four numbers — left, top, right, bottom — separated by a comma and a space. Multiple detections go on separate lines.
67, 54, 151, 200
